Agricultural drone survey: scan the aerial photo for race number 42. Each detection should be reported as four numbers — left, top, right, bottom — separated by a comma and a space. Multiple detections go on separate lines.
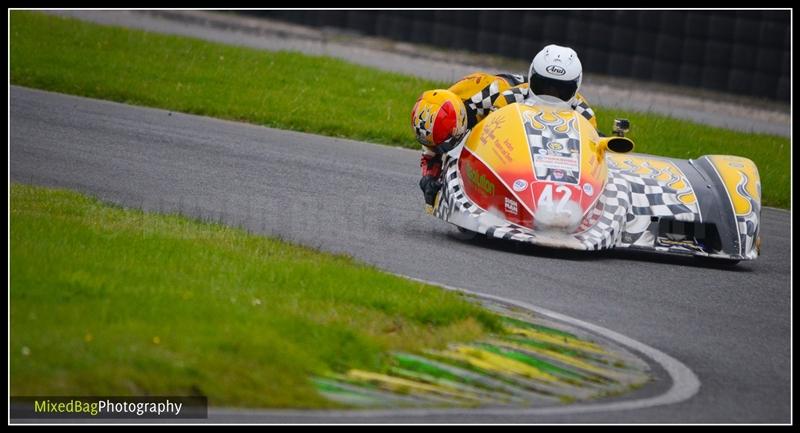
537, 184, 572, 212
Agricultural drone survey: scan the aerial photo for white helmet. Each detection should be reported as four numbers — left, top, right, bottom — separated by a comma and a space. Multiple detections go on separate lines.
528, 44, 583, 104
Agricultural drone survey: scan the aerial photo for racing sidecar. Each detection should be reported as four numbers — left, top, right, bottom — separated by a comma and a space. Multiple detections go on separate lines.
431, 97, 761, 263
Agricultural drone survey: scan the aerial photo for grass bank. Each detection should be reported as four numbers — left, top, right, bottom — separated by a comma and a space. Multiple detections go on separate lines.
10, 184, 498, 408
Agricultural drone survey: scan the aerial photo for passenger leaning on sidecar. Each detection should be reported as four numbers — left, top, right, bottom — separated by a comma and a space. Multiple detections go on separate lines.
411, 44, 597, 206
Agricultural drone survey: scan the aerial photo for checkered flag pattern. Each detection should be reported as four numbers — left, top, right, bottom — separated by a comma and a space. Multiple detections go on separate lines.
497, 73, 527, 86
436, 156, 706, 252
737, 213, 758, 259
434, 130, 708, 255
413, 109, 432, 145
618, 172, 695, 218
524, 116, 581, 153
523, 115, 581, 183
575, 199, 605, 233
501, 86, 529, 105
435, 157, 484, 221
574, 174, 630, 250
466, 81, 501, 118
574, 101, 596, 123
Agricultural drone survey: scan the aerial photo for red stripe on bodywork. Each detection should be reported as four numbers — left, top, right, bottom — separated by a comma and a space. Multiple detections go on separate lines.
459, 150, 533, 228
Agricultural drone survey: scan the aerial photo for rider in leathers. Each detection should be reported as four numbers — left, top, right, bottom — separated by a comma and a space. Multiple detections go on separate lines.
411, 44, 596, 207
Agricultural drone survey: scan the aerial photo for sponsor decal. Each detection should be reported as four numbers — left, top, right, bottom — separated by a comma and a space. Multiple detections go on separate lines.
547, 142, 564, 152
538, 148, 548, 155
546, 64, 566, 76
504, 197, 518, 215
479, 115, 506, 145
464, 162, 495, 195
533, 154, 580, 172
491, 138, 513, 164
512, 179, 529, 192
583, 182, 594, 196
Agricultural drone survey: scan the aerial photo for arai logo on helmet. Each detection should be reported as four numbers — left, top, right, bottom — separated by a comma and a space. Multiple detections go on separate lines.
545, 65, 566, 76
512, 179, 529, 192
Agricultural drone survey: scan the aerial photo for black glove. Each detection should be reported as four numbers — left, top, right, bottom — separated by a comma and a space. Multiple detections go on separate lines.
419, 175, 442, 206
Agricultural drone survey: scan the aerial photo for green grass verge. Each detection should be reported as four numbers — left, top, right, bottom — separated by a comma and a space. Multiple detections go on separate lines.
10, 11, 789, 208
10, 183, 499, 408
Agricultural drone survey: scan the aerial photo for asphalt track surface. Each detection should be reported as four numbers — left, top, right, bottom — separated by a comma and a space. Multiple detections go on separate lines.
10, 86, 792, 423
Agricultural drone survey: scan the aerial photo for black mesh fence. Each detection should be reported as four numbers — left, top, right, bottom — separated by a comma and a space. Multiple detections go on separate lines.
235, 10, 790, 102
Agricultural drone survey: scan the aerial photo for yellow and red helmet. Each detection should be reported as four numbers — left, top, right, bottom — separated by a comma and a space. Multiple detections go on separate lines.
410, 89, 467, 148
